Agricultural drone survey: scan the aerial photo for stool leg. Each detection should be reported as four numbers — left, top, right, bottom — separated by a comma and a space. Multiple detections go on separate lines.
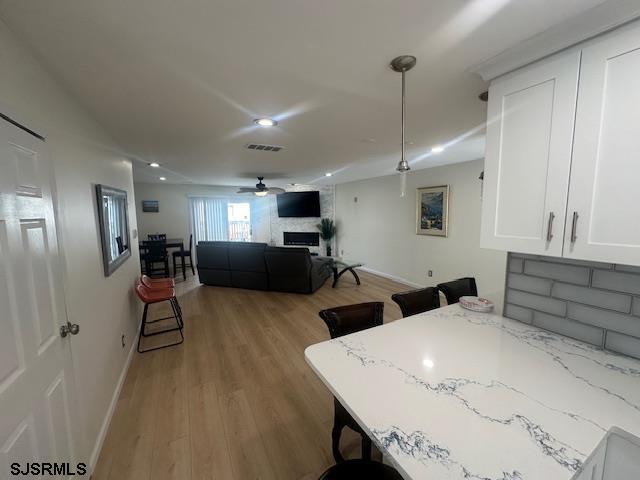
137, 299, 184, 353
170, 297, 183, 329
170, 296, 182, 322
361, 435, 372, 460
331, 423, 345, 463
137, 303, 149, 353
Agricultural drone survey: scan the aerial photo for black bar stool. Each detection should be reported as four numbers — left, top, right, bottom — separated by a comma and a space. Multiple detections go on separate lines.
319, 459, 403, 479
391, 286, 440, 317
318, 302, 384, 462
437, 277, 478, 304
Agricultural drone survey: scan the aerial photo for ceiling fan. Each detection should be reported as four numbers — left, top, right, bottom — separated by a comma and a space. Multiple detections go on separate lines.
236, 177, 285, 197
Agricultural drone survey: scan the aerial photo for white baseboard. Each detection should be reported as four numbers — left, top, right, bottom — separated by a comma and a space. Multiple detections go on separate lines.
88, 331, 139, 474
358, 266, 425, 289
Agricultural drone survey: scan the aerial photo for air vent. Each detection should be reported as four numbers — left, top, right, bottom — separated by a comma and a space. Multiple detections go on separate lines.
245, 143, 284, 152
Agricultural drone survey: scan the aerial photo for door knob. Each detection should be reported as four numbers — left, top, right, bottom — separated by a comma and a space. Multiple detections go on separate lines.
60, 321, 80, 338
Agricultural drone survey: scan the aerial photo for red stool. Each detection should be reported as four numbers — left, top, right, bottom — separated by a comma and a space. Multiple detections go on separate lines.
140, 275, 182, 320
134, 282, 183, 353
141, 274, 175, 288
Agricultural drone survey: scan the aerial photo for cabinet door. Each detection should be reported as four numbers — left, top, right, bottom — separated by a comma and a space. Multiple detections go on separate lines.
564, 22, 640, 266
480, 51, 580, 256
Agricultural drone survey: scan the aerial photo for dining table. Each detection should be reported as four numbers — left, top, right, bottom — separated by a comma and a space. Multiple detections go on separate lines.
305, 303, 640, 479
140, 238, 186, 280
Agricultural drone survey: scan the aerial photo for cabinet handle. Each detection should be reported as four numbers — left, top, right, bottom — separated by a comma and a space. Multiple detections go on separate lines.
570, 211, 579, 243
546, 212, 555, 242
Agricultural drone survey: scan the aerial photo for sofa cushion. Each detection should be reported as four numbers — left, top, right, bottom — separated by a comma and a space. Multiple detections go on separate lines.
264, 246, 314, 293
228, 243, 267, 272
196, 242, 230, 270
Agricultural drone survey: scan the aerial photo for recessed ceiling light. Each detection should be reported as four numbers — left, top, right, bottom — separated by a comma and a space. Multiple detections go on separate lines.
325, 172, 333, 177
254, 118, 278, 127
148, 162, 160, 168
159, 177, 166, 181
431, 145, 445, 154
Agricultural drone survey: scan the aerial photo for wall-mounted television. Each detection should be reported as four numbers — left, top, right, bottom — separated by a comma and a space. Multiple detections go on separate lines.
277, 191, 321, 217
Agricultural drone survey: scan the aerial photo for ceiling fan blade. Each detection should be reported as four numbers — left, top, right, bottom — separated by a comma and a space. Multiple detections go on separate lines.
237, 187, 259, 193
268, 187, 286, 194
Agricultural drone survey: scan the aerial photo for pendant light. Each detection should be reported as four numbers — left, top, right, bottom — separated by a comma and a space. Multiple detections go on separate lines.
390, 55, 417, 197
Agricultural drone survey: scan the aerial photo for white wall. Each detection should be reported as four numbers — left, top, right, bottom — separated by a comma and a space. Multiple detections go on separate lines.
134, 182, 272, 245
335, 159, 507, 307
0, 19, 140, 470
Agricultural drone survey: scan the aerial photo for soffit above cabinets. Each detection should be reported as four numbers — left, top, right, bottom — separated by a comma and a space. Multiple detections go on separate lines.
469, 0, 640, 81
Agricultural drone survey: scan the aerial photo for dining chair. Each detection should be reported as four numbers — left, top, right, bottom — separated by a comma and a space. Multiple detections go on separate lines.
318, 302, 384, 463
115, 236, 125, 254
172, 234, 195, 277
139, 244, 148, 273
147, 233, 167, 241
319, 459, 403, 480
144, 240, 170, 277
437, 277, 478, 305
391, 286, 440, 317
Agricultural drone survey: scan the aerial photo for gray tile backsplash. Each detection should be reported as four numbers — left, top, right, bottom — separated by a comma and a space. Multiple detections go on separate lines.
523, 260, 591, 285
504, 253, 640, 360
507, 289, 567, 316
592, 270, 640, 295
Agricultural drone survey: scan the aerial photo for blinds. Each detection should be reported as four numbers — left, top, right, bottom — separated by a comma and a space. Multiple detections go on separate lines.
189, 197, 229, 243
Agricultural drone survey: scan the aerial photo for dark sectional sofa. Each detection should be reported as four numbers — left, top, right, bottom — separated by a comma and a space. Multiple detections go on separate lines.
196, 241, 333, 293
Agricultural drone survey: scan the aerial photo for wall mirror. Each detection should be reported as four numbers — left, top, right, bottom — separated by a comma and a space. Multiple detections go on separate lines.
96, 184, 131, 276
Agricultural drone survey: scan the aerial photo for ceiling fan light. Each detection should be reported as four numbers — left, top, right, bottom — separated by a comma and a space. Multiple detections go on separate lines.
254, 118, 278, 127
254, 190, 268, 197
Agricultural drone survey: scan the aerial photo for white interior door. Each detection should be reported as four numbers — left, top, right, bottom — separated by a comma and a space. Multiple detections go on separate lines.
564, 22, 640, 266
0, 117, 83, 478
480, 50, 581, 256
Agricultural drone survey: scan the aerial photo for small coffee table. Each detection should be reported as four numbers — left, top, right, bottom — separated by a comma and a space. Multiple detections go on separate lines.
331, 258, 364, 288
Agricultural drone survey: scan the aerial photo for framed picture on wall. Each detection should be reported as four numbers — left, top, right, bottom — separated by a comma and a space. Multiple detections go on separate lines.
416, 185, 449, 237
142, 200, 159, 213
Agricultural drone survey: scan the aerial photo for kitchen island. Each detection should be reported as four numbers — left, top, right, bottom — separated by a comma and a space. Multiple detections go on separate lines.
305, 304, 640, 479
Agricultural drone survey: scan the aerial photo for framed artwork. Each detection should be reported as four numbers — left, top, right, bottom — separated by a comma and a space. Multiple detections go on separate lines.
142, 200, 159, 213
416, 185, 449, 236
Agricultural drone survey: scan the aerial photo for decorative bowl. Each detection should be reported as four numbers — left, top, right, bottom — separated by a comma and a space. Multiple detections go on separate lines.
459, 296, 494, 313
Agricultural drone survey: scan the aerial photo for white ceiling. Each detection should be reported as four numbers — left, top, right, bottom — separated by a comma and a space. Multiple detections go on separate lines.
0, 0, 608, 188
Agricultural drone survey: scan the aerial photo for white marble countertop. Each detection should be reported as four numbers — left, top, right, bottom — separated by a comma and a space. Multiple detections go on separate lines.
305, 304, 640, 479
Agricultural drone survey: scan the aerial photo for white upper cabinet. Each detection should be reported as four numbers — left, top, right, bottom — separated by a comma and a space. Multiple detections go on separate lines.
481, 20, 640, 266
564, 22, 640, 265
481, 51, 581, 256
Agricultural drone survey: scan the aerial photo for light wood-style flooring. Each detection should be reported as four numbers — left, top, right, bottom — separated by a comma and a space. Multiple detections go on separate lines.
92, 271, 408, 480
